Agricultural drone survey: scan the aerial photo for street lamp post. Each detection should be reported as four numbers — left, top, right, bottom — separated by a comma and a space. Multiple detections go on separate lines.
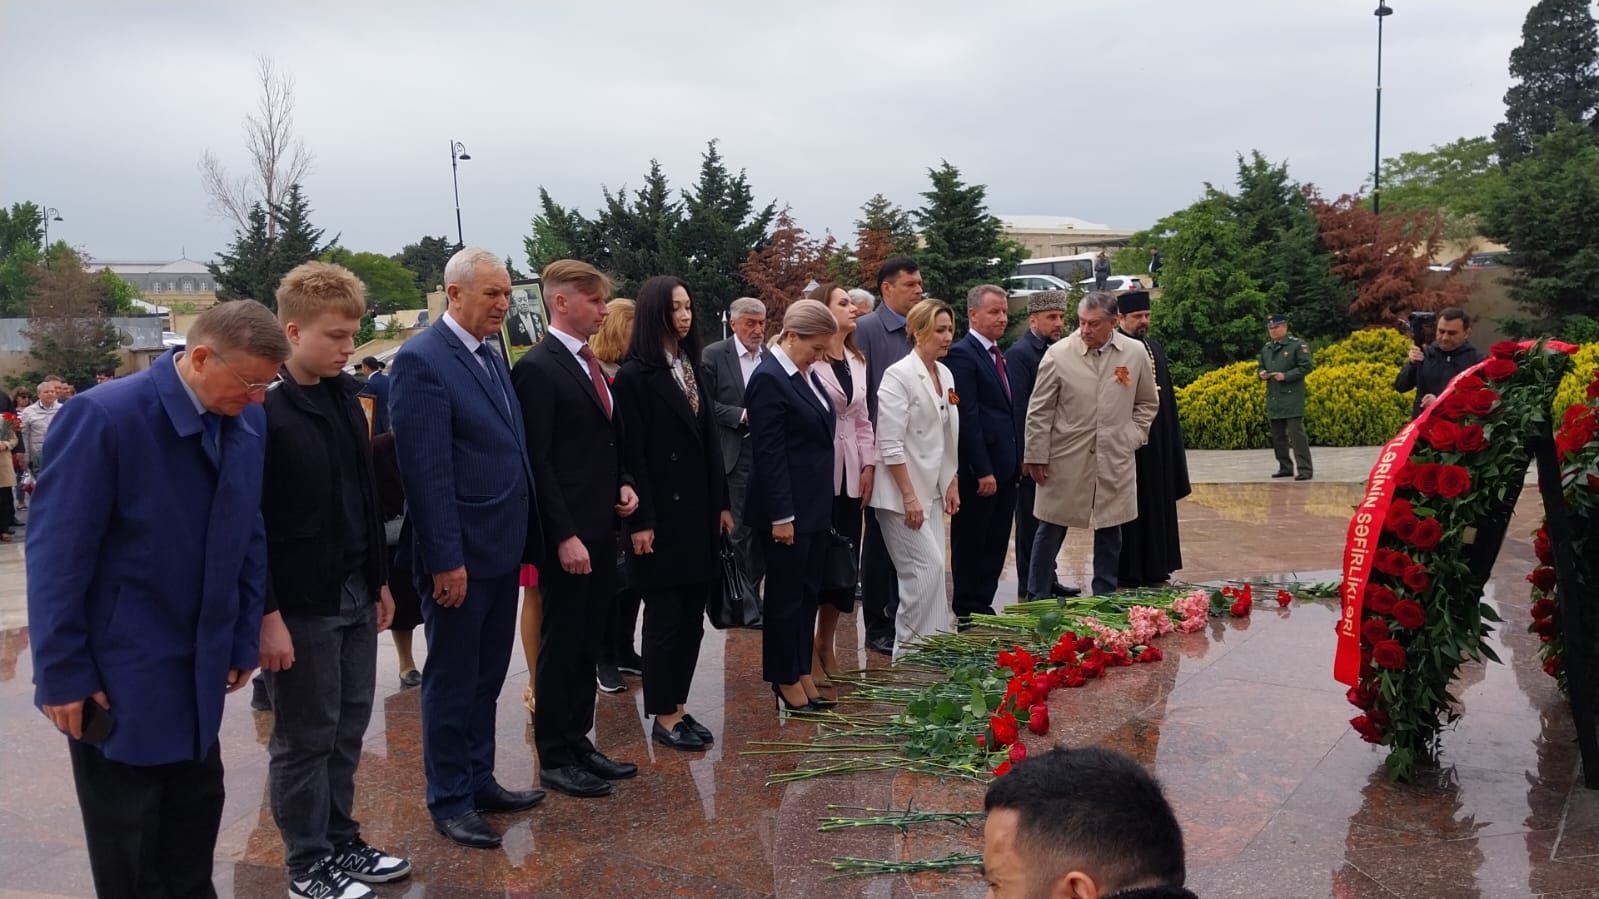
1372, 1, 1393, 216
450, 140, 471, 250
41, 206, 62, 267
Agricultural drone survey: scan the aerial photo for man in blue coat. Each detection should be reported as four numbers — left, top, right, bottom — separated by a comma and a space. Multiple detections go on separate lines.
389, 247, 543, 850
946, 284, 1020, 623
28, 299, 290, 898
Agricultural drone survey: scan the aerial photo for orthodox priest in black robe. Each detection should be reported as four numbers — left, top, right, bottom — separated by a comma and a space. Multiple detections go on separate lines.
1115, 291, 1191, 587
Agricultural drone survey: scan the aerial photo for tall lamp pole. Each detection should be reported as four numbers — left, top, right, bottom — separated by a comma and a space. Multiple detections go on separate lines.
1372, 2, 1393, 216
41, 206, 62, 267
450, 140, 472, 250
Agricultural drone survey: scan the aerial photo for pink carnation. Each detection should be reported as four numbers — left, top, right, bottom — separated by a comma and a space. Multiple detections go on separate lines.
1177, 615, 1207, 634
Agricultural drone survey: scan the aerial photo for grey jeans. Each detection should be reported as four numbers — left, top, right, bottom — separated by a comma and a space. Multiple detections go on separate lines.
1028, 523, 1123, 598
267, 572, 377, 876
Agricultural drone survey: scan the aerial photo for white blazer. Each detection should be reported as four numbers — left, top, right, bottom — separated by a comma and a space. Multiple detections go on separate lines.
868, 354, 959, 515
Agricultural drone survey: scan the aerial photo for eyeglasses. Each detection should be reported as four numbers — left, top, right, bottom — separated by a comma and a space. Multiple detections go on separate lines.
212, 352, 281, 395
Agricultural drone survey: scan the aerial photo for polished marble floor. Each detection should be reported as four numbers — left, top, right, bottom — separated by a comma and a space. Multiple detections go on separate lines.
1, 475, 1595, 898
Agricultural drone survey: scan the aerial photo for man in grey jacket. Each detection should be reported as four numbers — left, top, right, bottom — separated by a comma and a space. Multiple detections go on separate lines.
701, 297, 768, 597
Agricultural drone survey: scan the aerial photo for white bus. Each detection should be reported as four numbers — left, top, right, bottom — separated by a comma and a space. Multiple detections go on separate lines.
1013, 253, 1099, 283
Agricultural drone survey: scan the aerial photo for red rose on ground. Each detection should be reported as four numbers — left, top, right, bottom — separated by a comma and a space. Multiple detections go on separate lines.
1392, 517, 1419, 544
1392, 599, 1426, 630
1455, 373, 1486, 391
1428, 418, 1460, 451
1403, 564, 1431, 593
1529, 566, 1557, 592
1456, 424, 1486, 453
1276, 589, 1292, 608
1483, 357, 1518, 381
1414, 463, 1442, 496
1361, 618, 1391, 645
1008, 742, 1028, 764
1410, 517, 1443, 552
1366, 585, 1397, 615
1436, 465, 1471, 499
1545, 656, 1563, 678
1490, 340, 1522, 359
1372, 639, 1408, 670
1531, 598, 1556, 620
1028, 704, 1050, 735
1350, 714, 1385, 743
1466, 389, 1499, 416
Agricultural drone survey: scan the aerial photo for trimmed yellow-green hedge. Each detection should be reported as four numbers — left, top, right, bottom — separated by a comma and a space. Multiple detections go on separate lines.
1554, 344, 1599, 414
1314, 328, 1412, 368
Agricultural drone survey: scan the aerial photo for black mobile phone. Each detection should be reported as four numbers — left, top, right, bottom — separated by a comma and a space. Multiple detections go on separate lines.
80, 699, 114, 745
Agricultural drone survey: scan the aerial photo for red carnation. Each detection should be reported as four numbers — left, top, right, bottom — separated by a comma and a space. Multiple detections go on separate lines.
1410, 517, 1443, 552
1490, 340, 1522, 359
1531, 597, 1556, 620
1361, 618, 1391, 645
1230, 596, 1252, 617
1529, 566, 1557, 593
1428, 418, 1460, 451
989, 714, 1019, 747
1414, 463, 1442, 496
1366, 585, 1397, 615
995, 761, 1013, 777
1436, 465, 1471, 499
1074, 636, 1096, 654
1276, 589, 1292, 608
1456, 424, 1486, 453
1028, 704, 1050, 735
1403, 564, 1431, 593
1372, 639, 1407, 670
1350, 714, 1385, 744
1392, 599, 1426, 630
1009, 742, 1028, 764
1137, 646, 1164, 663
1482, 357, 1518, 381
1392, 517, 1419, 544
1466, 389, 1499, 416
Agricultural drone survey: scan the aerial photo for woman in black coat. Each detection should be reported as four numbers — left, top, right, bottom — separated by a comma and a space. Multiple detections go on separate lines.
612, 276, 733, 751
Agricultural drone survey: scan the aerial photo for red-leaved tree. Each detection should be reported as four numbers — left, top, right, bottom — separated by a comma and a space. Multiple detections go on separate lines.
740, 206, 834, 335
1306, 188, 1468, 327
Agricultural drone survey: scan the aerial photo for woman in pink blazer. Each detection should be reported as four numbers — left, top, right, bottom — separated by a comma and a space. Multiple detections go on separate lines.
808, 283, 878, 682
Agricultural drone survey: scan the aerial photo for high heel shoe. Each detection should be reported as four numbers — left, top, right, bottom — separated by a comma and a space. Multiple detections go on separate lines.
523, 685, 536, 725
773, 685, 823, 716
804, 694, 837, 709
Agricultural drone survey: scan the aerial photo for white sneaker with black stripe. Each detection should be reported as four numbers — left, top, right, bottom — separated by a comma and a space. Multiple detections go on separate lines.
332, 836, 412, 883
289, 856, 372, 899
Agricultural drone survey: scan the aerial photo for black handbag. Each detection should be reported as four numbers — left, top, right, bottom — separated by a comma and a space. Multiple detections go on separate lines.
821, 528, 859, 593
709, 535, 762, 630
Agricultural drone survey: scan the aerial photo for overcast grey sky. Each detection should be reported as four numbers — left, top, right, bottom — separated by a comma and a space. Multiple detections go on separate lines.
0, 1, 1537, 266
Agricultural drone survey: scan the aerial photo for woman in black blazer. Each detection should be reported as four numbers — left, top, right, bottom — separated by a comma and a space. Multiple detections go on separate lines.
612, 276, 733, 751
744, 299, 839, 713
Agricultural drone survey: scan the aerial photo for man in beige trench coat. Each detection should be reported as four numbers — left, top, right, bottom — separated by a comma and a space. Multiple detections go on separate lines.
1022, 291, 1159, 597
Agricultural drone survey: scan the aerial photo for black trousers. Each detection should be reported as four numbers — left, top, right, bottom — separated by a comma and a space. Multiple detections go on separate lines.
763, 531, 826, 684
536, 537, 614, 769
860, 512, 901, 645
601, 589, 642, 664
950, 474, 1017, 619
819, 493, 864, 613
0, 484, 14, 532
1014, 476, 1047, 598
641, 582, 708, 716
69, 738, 225, 899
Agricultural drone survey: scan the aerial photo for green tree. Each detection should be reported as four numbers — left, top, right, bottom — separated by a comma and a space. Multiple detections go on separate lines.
592, 160, 687, 297
911, 161, 1025, 325
0, 202, 45, 316
1484, 121, 1599, 324
22, 246, 123, 387
523, 208, 578, 276
208, 183, 334, 311
677, 140, 775, 340
92, 269, 142, 316
1493, 0, 1599, 163
1145, 196, 1272, 386
394, 235, 454, 293
856, 193, 918, 255
272, 183, 336, 273
1378, 136, 1504, 236
322, 248, 424, 315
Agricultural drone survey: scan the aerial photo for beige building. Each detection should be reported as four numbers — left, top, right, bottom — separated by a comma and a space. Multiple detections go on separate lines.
1000, 214, 1136, 258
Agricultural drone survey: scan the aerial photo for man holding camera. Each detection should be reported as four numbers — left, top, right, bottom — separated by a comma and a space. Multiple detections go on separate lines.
1394, 307, 1483, 419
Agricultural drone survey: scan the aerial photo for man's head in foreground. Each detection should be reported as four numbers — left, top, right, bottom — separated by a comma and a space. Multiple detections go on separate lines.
982, 746, 1187, 899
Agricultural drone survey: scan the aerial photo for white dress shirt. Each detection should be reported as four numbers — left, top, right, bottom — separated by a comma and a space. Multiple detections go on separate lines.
767, 344, 831, 525
737, 340, 763, 387
548, 325, 613, 408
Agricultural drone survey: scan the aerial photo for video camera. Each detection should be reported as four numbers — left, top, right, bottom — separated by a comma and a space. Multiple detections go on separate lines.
1407, 311, 1437, 348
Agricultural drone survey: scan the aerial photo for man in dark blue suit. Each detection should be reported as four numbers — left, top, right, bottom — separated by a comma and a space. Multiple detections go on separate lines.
28, 300, 290, 898
357, 355, 391, 435
1005, 291, 1077, 599
389, 248, 543, 850
947, 284, 1020, 623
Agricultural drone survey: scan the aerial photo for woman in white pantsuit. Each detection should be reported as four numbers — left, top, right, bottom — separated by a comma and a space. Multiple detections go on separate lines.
867, 300, 960, 659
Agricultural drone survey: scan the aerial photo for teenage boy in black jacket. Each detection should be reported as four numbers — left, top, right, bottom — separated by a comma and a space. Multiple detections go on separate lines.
259, 261, 410, 899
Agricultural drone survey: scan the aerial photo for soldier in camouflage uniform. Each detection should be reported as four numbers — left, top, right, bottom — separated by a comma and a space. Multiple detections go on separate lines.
1257, 314, 1314, 481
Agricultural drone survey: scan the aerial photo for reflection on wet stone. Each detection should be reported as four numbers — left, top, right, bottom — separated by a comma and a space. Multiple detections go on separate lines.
1, 484, 1597, 896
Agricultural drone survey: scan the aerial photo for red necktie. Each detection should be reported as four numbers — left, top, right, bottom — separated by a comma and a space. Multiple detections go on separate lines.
991, 345, 1011, 400
577, 344, 612, 417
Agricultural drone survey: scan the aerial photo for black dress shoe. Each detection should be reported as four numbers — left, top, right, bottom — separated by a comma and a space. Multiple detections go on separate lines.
1051, 582, 1082, 598
579, 750, 638, 780
474, 784, 546, 813
865, 636, 894, 654
1295, 473, 1313, 481
652, 719, 706, 751
681, 713, 714, 745
617, 651, 645, 676
540, 765, 613, 798
1271, 470, 1294, 478
434, 811, 501, 849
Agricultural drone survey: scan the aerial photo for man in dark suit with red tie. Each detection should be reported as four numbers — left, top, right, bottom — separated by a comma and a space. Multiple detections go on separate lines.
945, 284, 1020, 624
511, 259, 640, 799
